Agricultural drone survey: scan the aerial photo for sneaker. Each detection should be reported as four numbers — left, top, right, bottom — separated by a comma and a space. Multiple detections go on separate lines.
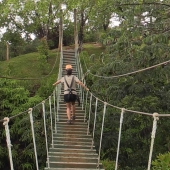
71, 115, 76, 120
67, 120, 72, 124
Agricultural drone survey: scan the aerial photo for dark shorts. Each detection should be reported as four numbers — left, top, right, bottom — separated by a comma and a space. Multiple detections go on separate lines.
64, 94, 77, 103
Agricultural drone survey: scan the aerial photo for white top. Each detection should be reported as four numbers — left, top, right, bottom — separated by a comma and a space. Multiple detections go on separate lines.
60, 75, 79, 95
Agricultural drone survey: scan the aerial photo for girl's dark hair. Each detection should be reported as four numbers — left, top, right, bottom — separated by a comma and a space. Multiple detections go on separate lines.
66, 69, 72, 75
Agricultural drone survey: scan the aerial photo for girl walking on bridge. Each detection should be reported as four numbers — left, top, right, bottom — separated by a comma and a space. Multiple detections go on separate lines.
53, 64, 89, 124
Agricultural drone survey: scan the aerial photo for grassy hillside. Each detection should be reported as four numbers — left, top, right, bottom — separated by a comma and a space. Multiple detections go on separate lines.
0, 43, 105, 95
0, 49, 59, 78
0, 43, 104, 78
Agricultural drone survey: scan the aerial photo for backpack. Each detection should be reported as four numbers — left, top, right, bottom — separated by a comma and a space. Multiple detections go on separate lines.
64, 75, 80, 106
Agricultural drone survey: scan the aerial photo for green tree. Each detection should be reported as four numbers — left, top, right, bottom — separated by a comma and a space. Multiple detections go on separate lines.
84, 1, 170, 169
0, 78, 51, 170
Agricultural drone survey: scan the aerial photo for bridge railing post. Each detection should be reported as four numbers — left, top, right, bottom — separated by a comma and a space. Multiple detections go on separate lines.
87, 93, 93, 135
81, 78, 85, 110
53, 90, 57, 133
49, 96, 54, 148
115, 108, 125, 170
84, 90, 89, 122
97, 102, 107, 168
3, 117, 14, 170
42, 101, 50, 168
91, 98, 98, 150
28, 108, 39, 170
147, 113, 159, 170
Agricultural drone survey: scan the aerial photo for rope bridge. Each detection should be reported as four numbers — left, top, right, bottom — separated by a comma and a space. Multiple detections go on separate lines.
1, 9, 170, 170
1, 48, 170, 170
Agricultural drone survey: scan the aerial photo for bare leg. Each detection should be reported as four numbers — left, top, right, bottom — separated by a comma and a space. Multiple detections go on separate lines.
72, 103, 75, 116
66, 103, 71, 120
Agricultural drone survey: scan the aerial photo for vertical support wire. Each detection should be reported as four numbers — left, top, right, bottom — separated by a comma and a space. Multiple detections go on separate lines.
56, 85, 60, 122
87, 93, 93, 135
28, 109, 39, 170
79, 78, 83, 110
3, 117, 14, 170
147, 113, 159, 170
91, 98, 98, 150
49, 96, 54, 148
53, 90, 57, 134
84, 90, 89, 122
77, 52, 80, 79
81, 78, 85, 110
115, 108, 125, 170
56, 85, 60, 123
80, 63, 83, 79
97, 102, 107, 168
42, 101, 50, 168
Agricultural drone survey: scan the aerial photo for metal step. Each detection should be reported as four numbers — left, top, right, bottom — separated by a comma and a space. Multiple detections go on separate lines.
46, 161, 102, 169
48, 151, 98, 157
63, 57, 76, 61
57, 111, 85, 115
56, 122, 88, 127
45, 169, 104, 170
52, 137, 92, 143
51, 144, 95, 150
59, 115, 85, 118
49, 148, 97, 154
49, 156, 98, 163
56, 125, 87, 130
63, 60, 76, 63
45, 168, 104, 170
52, 140, 92, 145
53, 133, 92, 138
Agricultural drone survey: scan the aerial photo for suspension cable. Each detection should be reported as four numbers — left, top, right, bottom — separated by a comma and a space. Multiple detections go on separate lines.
85, 58, 170, 79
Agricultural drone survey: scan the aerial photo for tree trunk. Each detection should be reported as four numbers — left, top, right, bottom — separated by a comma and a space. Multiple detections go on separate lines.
78, 11, 85, 52
6, 42, 9, 60
74, 9, 78, 52
58, 9, 63, 52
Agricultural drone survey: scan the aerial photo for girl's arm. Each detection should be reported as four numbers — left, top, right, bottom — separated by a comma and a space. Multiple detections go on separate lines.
77, 81, 89, 91
53, 80, 61, 86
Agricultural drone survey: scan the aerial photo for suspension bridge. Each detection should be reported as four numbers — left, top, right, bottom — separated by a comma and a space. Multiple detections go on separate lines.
1, 9, 170, 170
2, 47, 170, 170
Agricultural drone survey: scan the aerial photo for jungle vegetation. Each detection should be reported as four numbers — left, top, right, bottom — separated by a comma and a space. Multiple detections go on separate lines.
0, 0, 170, 169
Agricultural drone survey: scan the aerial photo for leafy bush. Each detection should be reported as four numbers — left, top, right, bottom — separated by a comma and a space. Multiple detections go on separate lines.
101, 159, 115, 170
152, 152, 170, 170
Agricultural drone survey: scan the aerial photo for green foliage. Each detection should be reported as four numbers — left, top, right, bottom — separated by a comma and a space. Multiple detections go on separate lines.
37, 38, 49, 60
0, 78, 52, 170
82, 2, 170, 169
63, 22, 74, 46
1, 31, 26, 58
152, 152, 170, 170
37, 37, 50, 74
101, 159, 115, 170
0, 43, 6, 61
0, 45, 59, 169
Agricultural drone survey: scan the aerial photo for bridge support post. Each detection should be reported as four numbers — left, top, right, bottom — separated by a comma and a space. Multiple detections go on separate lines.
147, 113, 159, 170
84, 90, 89, 122
49, 96, 54, 148
42, 101, 50, 168
115, 108, 125, 170
28, 108, 39, 170
91, 98, 98, 150
3, 117, 14, 170
97, 102, 107, 168
87, 93, 93, 135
